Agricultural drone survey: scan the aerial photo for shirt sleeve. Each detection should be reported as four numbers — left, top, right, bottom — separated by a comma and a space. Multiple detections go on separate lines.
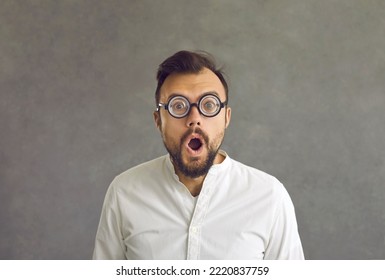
264, 183, 305, 260
92, 182, 126, 259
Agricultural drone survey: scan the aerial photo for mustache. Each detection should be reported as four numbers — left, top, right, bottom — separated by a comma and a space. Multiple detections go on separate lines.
180, 127, 209, 145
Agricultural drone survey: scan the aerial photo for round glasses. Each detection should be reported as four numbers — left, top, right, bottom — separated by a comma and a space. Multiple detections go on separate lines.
157, 94, 227, 118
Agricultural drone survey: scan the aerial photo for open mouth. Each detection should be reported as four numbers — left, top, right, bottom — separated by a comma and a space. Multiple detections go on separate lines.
188, 138, 203, 151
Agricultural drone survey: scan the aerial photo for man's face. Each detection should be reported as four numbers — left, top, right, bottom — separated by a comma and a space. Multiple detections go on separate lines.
154, 68, 231, 179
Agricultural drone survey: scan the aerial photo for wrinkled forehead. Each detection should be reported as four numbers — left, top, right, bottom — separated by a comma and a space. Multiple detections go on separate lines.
159, 68, 226, 102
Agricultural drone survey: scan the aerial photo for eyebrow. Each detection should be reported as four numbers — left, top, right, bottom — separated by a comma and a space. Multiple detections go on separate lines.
165, 91, 221, 102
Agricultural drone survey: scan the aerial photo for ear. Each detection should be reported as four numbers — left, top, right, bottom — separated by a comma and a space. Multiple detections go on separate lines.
225, 106, 231, 128
153, 110, 161, 131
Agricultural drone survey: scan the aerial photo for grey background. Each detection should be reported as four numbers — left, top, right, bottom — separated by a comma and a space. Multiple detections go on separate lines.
1, 0, 384, 259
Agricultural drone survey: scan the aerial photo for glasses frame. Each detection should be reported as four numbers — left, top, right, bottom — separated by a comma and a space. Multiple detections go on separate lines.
157, 93, 228, 119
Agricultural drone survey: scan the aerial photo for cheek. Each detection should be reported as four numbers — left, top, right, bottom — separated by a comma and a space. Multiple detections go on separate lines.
208, 122, 226, 143
158, 114, 171, 132
160, 118, 183, 138
212, 117, 227, 131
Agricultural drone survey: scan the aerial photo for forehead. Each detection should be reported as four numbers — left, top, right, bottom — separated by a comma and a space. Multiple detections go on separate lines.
159, 67, 226, 101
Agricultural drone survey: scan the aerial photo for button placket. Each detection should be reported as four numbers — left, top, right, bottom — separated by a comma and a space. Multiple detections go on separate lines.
186, 171, 217, 259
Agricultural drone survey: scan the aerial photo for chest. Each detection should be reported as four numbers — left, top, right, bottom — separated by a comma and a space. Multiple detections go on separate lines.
120, 196, 271, 259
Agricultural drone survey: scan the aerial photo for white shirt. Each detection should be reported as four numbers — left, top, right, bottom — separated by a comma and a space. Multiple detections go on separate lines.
93, 151, 304, 260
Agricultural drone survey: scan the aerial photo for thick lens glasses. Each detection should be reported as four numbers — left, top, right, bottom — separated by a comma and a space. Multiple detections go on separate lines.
157, 94, 227, 118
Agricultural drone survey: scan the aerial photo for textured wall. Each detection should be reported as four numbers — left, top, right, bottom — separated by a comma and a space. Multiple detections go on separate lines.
1, 0, 384, 259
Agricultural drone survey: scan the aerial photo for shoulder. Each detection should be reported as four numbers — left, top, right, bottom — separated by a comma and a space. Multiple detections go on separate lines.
227, 156, 288, 200
109, 155, 169, 192
229, 157, 283, 187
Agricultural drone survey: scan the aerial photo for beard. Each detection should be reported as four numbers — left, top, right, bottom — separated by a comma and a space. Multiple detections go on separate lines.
162, 127, 224, 179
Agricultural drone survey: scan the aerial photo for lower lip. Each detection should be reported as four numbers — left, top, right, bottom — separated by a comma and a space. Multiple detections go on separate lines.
185, 144, 204, 156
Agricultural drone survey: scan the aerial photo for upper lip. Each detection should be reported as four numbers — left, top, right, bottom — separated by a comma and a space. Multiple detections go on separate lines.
184, 133, 204, 147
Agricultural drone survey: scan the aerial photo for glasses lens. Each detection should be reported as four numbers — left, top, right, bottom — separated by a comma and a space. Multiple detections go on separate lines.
169, 96, 189, 117
200, 95, 220, 116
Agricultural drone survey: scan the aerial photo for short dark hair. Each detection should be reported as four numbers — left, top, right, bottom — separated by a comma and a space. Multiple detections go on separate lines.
155, 50, 228, 106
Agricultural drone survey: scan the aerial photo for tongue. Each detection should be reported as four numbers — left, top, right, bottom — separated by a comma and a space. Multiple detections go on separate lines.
188, 138, 202, 150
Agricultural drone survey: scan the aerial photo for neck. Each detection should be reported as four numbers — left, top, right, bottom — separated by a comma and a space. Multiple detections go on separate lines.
177, 173, 205, 197
174, 151, 225, 197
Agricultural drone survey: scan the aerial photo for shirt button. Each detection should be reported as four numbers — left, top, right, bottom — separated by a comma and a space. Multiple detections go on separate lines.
191, 226, 198, 233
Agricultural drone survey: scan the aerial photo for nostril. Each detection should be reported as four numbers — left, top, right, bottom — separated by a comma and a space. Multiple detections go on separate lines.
188, 121, 200, 126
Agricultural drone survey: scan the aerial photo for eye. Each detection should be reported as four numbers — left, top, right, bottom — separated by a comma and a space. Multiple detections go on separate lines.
200, 95, 219, 114
173, 101, 186, 110
169, 96, 189, 116
203, 100, 216, 111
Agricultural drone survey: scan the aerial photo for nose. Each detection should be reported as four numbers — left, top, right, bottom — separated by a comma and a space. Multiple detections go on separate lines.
185, 104, 201, 127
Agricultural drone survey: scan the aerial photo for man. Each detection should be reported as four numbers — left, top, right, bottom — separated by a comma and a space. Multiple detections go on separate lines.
93, 50, 304, 259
